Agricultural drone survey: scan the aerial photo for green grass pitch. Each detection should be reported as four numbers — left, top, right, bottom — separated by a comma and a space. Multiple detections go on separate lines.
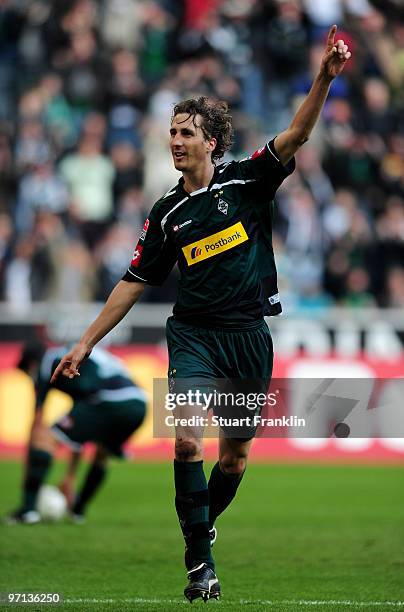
0, 460, 403, 611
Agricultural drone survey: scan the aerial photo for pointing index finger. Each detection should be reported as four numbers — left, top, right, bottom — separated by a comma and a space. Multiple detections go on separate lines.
50, 360, 66, 383
327, 25, 337, 50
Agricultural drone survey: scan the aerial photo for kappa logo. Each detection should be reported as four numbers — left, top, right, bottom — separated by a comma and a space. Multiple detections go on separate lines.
182, 221, 248, 266
173, 219, 192, 232
217, 198, 228, 215
191, 246, 202, 259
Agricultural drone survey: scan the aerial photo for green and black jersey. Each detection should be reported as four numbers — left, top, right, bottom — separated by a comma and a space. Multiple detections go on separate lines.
36, 347, 146, 410
123, 139, 295, 327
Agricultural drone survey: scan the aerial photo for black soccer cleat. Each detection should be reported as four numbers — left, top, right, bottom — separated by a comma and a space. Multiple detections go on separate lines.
184, 562, 221, 603
3, 509, 41, 525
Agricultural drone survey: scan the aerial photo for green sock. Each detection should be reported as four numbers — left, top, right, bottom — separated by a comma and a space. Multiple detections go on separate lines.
23, 448, 52, 512
73, 463, 107, 515
208, 461, 245, 529
174, 459, 214, 571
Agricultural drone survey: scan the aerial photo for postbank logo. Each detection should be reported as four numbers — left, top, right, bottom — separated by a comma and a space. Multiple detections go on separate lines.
182, 221, 248, 266
191, 246, 202, 259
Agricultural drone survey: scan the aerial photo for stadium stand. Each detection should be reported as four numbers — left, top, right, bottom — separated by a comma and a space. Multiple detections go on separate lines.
0, 0, 403, 312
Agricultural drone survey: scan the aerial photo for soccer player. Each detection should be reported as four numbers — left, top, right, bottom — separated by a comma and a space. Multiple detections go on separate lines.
50, 26, 350, 601
5, 341, 146, 524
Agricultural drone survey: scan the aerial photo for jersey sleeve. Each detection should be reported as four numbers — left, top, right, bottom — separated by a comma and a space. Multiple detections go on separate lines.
236, 138, 295, 196
122, 204, 177, 286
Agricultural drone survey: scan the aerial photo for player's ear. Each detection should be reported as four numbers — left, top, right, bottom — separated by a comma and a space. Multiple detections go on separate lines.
207, 137, 217, 154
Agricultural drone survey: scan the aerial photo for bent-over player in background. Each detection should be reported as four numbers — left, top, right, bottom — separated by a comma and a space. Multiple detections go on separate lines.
5, 342, 146, 524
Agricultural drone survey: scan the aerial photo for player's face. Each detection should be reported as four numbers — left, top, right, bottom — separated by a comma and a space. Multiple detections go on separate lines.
170, 113, 215, 173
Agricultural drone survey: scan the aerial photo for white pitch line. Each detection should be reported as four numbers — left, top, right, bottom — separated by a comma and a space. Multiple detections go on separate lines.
63, 598, 404, 607
242, 601, 404, 608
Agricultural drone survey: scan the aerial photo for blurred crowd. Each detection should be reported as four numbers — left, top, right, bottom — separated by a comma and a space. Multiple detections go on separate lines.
0, 0, 403, 313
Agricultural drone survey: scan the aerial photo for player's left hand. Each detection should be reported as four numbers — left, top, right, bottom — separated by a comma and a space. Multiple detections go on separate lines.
321, 25, 351, 80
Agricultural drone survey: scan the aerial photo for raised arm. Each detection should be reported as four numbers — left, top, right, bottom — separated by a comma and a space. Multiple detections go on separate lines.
274, 25, 351, 165
50, 280, 145, 382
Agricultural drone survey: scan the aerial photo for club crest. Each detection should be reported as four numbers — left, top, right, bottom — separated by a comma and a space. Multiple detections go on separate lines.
217, 198, 229, 215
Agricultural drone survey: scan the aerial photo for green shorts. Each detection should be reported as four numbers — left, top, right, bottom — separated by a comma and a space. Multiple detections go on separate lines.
166, 317, 273, 438
52, 397, 146, 457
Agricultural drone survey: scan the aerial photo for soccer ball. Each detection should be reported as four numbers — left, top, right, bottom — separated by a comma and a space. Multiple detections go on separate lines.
37, 485, 67, 522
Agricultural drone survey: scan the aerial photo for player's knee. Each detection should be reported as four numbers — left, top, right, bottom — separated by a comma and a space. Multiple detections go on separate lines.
31, 423, 51, 444
219, 454, 247, 476
31, 425, 54, 451
175, 438, 202, 461
95, 445, 109, 466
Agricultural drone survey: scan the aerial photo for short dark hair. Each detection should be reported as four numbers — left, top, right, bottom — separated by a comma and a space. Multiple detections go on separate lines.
172, 96, 233, 162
